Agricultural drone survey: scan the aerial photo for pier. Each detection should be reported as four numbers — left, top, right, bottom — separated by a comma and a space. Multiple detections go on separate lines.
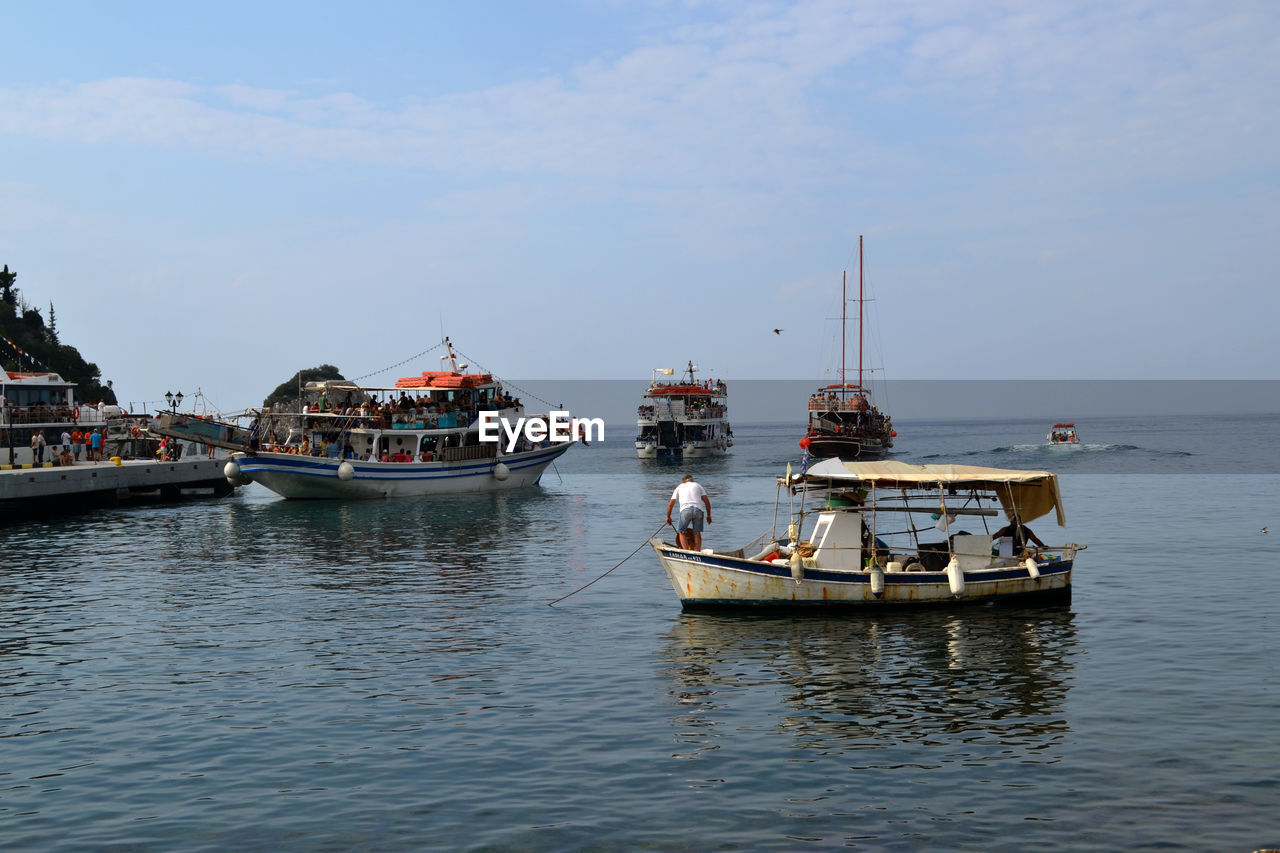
1, 457, 236, 518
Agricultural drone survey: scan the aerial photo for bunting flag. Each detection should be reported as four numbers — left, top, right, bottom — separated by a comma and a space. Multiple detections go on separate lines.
0, 333, 52, 372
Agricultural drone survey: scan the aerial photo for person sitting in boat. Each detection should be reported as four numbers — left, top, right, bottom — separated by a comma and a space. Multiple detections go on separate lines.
993, 515, 1046, 554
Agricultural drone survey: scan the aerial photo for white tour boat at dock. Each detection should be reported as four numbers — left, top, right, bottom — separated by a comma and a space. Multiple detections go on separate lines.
651, 459, 1083, 609
635, 362, 732, 459
1, 366, 152, 467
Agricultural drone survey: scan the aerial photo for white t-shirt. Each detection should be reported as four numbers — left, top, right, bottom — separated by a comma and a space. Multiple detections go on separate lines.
671, 481, 707, 512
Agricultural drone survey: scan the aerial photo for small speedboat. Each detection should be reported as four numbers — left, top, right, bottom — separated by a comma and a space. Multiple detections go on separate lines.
651, 459, 1083, 609
1047, 422, 1080, 445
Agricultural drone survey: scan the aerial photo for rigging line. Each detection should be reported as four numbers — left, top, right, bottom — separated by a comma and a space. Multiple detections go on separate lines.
351, 341, 447, 382
448, 344, 560, 410
547, 523, 668, 607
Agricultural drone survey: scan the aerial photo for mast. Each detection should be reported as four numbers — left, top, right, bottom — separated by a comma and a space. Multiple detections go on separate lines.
840, 270, 847, 397
858, 235, 864, 391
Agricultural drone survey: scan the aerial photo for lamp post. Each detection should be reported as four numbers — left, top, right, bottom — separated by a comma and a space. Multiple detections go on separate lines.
163, 391, 184, 460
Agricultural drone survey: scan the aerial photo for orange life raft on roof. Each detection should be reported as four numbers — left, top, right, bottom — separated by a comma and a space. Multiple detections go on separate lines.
395, 371, 494, 389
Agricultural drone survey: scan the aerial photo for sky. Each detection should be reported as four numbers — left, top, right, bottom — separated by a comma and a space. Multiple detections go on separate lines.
2, 1, 1277, 415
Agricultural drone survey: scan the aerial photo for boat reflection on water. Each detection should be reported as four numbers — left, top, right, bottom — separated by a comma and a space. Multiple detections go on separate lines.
220, 487, 580, 594
659, 607, 1077, 762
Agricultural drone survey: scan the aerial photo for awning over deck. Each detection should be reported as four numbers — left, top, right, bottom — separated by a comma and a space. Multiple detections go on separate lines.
793, 459, 1066, 526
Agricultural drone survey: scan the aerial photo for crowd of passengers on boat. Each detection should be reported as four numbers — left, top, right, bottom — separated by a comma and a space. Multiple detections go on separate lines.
810, 393, 891, 427
808, 391, 882, 412
251, 386, 550, 462
300, 388, 521, 423
638, 400, 726, 419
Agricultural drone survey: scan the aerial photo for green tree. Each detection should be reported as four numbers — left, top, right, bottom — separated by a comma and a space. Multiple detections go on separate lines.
0, 264, 15, 309
263, 365, 345, 410
0, 264, 117, 405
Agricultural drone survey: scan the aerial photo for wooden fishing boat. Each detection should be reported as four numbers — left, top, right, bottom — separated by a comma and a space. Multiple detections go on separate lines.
651, 459, 1083, 609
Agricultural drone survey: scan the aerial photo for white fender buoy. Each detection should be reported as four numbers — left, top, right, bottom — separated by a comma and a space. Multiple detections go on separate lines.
492, 462, 510, 481
789, 551, 804, 583
870, 565, 885, 595
945, 556, 965, 596
1024, 556, 1040, 579
223, 459, 247, 486
337, 461, 355, 481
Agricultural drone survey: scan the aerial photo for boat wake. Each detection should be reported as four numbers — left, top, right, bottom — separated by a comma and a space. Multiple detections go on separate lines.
918, 443, 1147, 461
998, 443, 1138, 453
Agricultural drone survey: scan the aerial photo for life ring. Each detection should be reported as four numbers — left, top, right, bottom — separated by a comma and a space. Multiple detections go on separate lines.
72, 406, 80, 420
131, 426, 141, 438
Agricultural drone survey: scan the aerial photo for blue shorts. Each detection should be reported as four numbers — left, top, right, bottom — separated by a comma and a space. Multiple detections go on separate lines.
676, 506, 704, 532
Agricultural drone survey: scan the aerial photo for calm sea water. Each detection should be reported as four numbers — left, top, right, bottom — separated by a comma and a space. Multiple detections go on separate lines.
3, 413, 1278, 851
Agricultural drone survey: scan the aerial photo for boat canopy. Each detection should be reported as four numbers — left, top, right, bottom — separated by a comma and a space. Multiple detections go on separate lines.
303, 380, 363, 393
793, 459, 1066, 526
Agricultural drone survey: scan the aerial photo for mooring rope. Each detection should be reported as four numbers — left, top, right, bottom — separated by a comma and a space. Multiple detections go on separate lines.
548, 522, 669, 606
351, 341, 447, 382
449, 344, 562, 411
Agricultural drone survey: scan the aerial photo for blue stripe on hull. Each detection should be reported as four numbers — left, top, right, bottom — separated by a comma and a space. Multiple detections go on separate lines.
678, 585, 1072, 611
659, 547, 1072, 585
235, 443, 572, 498
237, 444, 570, 482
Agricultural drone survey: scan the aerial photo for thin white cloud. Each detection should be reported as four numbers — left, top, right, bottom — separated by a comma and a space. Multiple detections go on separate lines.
1, 2, 1270, 191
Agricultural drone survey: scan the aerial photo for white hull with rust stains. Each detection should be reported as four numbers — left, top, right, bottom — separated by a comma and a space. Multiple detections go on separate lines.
651, 540, 1072, 609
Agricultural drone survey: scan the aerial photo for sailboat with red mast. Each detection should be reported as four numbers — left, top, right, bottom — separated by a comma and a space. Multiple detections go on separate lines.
801, 236, 895, 460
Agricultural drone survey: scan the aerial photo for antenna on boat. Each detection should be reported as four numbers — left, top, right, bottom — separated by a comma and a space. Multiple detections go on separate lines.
440, 336, 462, 372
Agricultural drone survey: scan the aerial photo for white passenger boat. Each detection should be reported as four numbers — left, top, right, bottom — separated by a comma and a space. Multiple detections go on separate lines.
651, 459, 1083, 609
220, 338, 577, 499
635, 362, 732, 459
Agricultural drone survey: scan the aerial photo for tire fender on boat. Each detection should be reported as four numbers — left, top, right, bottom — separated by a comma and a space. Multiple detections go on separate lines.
224, 459, 249, 486
789, 551, 804, 584
945, 556, 965, 596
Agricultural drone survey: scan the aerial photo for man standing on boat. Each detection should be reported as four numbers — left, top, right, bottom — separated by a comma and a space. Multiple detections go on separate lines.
666, 474, 712, 551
